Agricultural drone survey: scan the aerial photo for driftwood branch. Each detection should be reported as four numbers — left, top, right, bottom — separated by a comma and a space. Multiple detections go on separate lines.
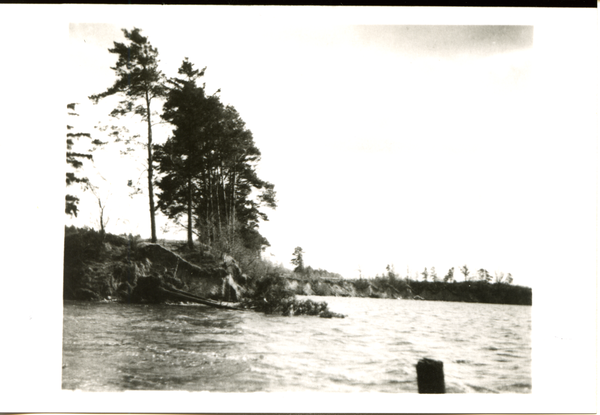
159, 286, 245, 311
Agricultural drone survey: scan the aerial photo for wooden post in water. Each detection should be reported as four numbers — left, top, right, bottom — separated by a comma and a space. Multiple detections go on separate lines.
416, 358, 445, 393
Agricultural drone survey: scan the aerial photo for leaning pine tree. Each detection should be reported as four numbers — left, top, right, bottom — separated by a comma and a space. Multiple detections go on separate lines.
89, 27, 166, 243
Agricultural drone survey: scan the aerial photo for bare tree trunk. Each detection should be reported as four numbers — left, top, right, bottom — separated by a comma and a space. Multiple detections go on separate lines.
145, 92, 157, 243
98, 197, 105, 234
215, 167, 222, 243
209, 171, 216, 245
231, 169, 236, 239
220, 165, 230, 248
187, 176, 193, 249
204, 174, 211, 245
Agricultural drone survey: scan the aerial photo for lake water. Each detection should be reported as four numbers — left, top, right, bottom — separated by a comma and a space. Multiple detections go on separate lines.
62, 296, 531, 393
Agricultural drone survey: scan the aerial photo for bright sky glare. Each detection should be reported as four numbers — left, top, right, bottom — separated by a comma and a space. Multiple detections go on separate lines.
60, 10, 595, 291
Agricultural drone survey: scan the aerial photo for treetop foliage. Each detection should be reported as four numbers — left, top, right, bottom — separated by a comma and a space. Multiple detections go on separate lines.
89, 27, 166, 120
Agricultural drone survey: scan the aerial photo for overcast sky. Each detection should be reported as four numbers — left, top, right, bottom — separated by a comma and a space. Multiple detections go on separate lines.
62, 13, 595, 289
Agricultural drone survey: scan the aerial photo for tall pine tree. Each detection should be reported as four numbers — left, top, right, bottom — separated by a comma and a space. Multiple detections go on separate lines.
89, 27, 166, 243
155, 58, 221, 249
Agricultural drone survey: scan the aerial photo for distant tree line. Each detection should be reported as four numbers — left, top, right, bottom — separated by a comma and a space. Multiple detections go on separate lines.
415, 265, 513, 284
346, 264, 529, 305
367, 264, 514, 285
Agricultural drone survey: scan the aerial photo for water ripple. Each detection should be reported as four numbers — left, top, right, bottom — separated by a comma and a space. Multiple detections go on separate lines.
63, 298, 531, 393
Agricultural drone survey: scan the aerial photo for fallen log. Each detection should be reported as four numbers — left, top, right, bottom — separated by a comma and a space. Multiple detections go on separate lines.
159, 286, 246, 311
131, 276, 246, 310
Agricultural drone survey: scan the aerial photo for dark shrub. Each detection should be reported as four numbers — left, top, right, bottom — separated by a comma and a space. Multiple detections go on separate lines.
240, 273, 342, 317
352, 278, 371, 291
241, 273, 296, 314
64, 226, 104, 265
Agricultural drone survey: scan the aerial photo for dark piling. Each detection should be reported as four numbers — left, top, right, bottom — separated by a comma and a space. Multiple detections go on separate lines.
416, 358, 445, 393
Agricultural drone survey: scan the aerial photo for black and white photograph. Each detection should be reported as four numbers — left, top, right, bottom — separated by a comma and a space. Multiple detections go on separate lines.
1, 4, 597, 413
